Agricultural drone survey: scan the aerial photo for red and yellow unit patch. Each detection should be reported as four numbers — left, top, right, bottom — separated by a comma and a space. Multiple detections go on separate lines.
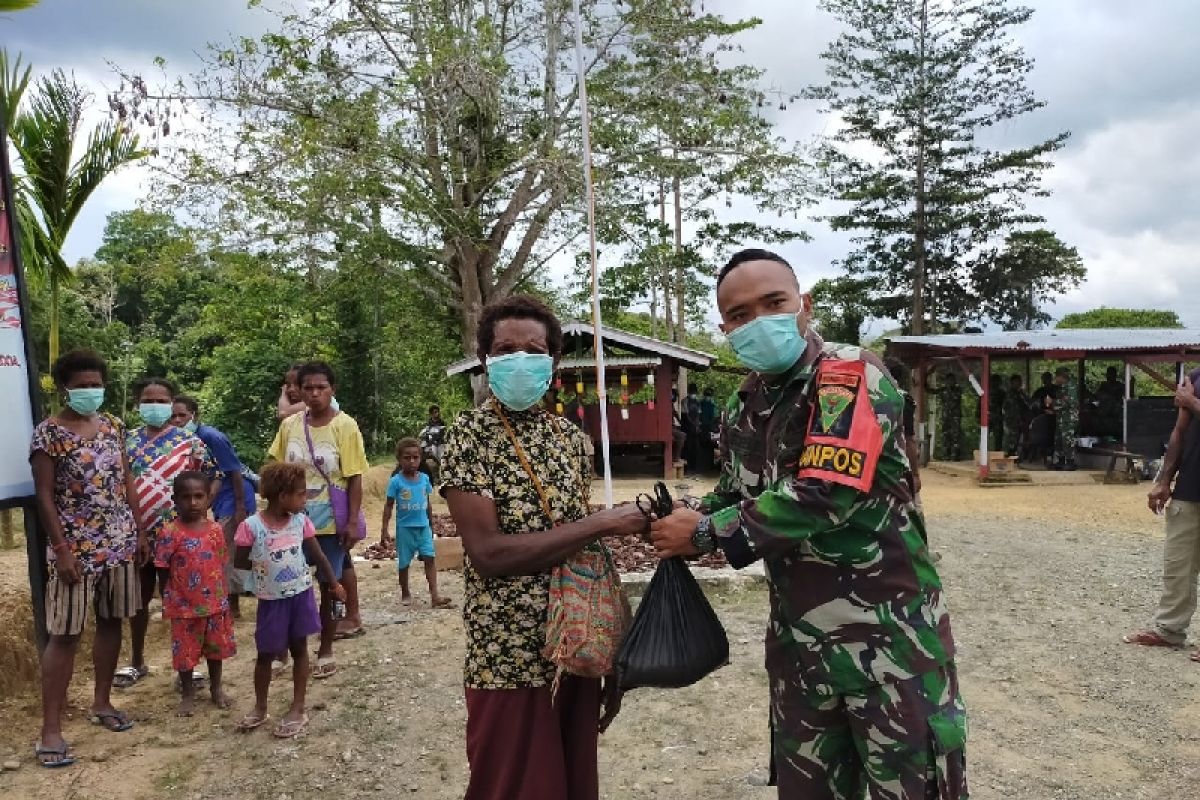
797, 359, 883, 491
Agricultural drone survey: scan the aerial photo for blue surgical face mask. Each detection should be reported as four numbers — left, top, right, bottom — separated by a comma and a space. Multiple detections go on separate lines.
182, 421, 199, 435
728, 313, 806, 375
139, 402, 173, 427
487, 352, 554, 411
66, 387, 105, 416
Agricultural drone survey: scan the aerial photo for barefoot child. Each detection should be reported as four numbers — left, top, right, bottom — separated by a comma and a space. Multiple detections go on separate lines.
235, 462, 344, 738
381, 438, 451, 609
154, 472, 236, 717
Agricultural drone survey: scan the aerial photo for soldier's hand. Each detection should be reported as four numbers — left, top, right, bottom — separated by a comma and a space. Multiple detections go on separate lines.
650, 508, 703, 558
1148, 482, 1171, 515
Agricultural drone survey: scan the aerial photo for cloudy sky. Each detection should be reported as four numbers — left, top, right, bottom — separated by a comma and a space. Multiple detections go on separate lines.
4, 0, 1199, 327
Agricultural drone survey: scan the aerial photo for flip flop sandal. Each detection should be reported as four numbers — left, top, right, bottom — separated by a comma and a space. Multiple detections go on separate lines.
273, 715, 309, 739
431, 598, 455, 610
312, 658, 337, 680
88, 710, 134, 732
112, 665, 149, 689
1122, 630, 1184, 648
236, 713, 271, 732
35, 742, 76, 768
335, 626, 366, 640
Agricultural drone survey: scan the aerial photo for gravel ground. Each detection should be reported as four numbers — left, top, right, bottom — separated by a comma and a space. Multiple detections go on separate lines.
1, 471, 1199, 799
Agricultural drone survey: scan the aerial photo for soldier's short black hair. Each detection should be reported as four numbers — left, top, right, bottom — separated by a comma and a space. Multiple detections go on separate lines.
717, 248, 795, 288
1009, 374, 1023, 385
1055, 366, 1071, 377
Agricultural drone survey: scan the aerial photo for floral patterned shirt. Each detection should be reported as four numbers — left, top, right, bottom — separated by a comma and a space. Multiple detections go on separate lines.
29, 414, 138, 574
126, 426, 217, 543
440, 400, 593, 690
155, 519, 229, 619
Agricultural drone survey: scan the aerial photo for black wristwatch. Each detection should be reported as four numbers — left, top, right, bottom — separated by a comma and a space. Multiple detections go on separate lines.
691, 515, 717, 555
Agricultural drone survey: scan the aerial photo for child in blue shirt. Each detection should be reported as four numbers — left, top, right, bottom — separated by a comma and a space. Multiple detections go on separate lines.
381, 438, 452, 609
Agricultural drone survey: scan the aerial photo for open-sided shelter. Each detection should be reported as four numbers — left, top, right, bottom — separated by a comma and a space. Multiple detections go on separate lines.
886, 328, 1200, 477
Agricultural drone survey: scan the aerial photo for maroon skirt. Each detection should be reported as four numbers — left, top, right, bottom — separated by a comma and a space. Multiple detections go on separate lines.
464, 676, 601, 800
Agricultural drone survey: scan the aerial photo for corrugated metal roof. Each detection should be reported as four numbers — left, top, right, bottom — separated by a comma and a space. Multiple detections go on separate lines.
446, 322, 715, 376
886, 328, 1200, 354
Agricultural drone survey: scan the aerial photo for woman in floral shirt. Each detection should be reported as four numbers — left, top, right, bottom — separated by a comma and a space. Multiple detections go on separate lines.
30, 350, 147, 766
441, 295, 646, 800
119, 377, 217, 686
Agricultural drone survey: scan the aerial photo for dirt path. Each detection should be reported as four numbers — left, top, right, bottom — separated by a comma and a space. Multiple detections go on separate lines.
2, 472, 1199, 799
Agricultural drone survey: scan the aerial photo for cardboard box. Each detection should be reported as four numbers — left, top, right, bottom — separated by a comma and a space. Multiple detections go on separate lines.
435, 537, 464, 572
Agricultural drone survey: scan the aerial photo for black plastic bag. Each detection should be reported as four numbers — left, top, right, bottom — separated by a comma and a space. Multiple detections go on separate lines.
616, 556, 730, 690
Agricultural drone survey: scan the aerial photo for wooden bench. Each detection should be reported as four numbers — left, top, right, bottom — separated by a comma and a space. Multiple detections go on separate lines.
1093, 448, 1141, 484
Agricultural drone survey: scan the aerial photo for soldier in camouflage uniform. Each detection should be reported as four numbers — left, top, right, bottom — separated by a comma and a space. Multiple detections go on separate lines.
1052, 366, 1079, 470
651, 250, 966, 800
1002, 375, 1029, 458
932, 372, 964, 462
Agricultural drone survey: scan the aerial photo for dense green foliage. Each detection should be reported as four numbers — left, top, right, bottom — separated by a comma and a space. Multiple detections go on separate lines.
30, 211, 470, 466
1057, 308, 1184, 330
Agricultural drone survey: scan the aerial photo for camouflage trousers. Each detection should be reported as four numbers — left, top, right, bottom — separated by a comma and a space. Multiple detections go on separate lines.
1054, 417, 1077, 463
771, 666, 968, 800
1002, 416, 1023, 456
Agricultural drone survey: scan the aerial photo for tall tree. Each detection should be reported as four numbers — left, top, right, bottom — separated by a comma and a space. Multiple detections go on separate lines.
116, 0, 807, 381
808, 0, 1074, 333
809, 275, 876, 345
587, 0, 811, 342
974, 229, 1084, 330
1, 51, 146, 361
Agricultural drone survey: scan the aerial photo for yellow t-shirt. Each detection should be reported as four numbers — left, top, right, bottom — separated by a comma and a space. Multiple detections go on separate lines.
268, 411, 369, 536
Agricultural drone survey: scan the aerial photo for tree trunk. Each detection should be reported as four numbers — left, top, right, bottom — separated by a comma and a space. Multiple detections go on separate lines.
49, 274, 60, 363
458, 250, 488, 404
910, 0, 929, 336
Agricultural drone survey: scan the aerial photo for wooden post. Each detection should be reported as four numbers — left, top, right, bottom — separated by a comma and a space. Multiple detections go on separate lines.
1123, 360, 1131, 445
915, 356, 928, 466
979, 355, 990, 479
657, 361, 675, 479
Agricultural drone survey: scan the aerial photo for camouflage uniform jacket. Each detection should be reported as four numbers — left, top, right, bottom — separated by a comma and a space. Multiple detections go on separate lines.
1053, 380, 1080, 422
1002, 388, 1029, 429
702, 335, 956, 694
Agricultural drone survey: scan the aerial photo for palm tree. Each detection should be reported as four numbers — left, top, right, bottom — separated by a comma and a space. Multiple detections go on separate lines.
1, 49, 146, 362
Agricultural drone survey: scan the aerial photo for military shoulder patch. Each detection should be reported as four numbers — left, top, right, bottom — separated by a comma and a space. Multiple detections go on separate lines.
797, 359, 883, 492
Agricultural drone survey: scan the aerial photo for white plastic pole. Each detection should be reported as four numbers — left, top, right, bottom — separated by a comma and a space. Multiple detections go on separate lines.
571, 0, 614, 509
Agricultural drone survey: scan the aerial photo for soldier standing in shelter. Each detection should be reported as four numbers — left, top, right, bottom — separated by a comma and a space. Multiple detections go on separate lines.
1094, 366, 1125, 440
933, 370, 964, 461
1052, 366, 1079, 470
650, 249, 966, 800
1003, 374, 1029, 459
988, 373, 1006, 452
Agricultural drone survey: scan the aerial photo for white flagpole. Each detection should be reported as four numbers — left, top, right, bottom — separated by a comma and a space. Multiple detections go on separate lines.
571, 0, 614, 510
